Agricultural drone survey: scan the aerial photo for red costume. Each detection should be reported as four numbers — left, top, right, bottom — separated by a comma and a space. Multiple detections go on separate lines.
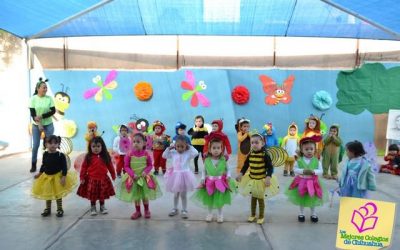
77, 154, 116, 201
203, 120, 232, 157
152, 121, 170, 174
380, 154, 400, 175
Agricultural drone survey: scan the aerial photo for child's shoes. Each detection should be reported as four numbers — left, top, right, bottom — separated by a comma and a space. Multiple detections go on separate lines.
56, 209, 64, 218
298, 215, 305, 222
217, 215, 224, 223
130, 211, 142, 220
144, 210, 151, 219
248, 215, 256, 222
100, 205, 108, 214
257, 217, 264, 224
290, 171, 295, 177
90, 206, 97, 216
41, 208, 51, 217
283, 170, 288, 176
168, 208, 178, 217
311, 215, 319, 223
181, 210, 188, 219
205, 214, 213, 222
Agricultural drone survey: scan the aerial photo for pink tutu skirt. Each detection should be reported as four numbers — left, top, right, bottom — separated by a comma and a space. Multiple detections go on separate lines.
164, 169, 197, 193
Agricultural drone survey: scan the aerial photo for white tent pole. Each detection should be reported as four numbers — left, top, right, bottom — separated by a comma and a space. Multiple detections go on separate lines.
321, 0, 400, 40
29, 0, 115, 39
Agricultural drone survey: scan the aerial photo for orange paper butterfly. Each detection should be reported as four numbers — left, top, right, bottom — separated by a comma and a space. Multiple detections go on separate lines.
259, 75, 295, 105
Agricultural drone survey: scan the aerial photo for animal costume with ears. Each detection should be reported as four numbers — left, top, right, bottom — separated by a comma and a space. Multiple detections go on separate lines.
236, 118, 251, 174
172, 122, 191, 145
321, 124, 342, 178
281, 123, 299, 176
301, 115, 323, 159
85, 121, 100, 146
203, 120, 232, 157
262, 123, 279, 148
151, 121, 170, 174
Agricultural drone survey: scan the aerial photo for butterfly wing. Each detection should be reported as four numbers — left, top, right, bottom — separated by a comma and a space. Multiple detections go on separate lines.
103, 89, 112, 100
181, 81, 194, 90
182, 90, 194, 101
104, 80, 118, 90
104, 70, 117, 85
185, 70, 196, 88
259, 75, 277, 95
84, 87, 100, 99
283, 75, 295, 94
196, 92, 210, 107
190, 92, 199, 107
94, 89, 103, 102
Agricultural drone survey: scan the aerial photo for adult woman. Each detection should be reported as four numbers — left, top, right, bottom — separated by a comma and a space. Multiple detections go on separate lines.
29, 78, 55, 172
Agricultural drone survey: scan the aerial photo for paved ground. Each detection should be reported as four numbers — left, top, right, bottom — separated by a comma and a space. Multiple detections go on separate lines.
0, 152, 399, 250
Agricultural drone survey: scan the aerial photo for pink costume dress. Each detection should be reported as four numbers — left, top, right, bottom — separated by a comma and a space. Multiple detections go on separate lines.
162, 145, 198, 193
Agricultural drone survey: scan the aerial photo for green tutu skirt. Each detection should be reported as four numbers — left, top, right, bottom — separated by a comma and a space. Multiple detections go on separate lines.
116, 173, 162, 202
284, 176, 328, 207
191, 177, 237, 209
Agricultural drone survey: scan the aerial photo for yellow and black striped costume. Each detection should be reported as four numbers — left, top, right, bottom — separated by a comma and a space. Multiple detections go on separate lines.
238, 148, 280, 221
188, 126, 209, 173
239, 149, 279, 199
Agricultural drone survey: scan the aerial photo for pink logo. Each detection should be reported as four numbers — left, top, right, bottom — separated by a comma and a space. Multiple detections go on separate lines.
351, 202, 378, 233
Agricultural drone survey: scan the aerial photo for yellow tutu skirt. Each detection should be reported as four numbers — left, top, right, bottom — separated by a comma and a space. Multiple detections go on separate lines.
238, 174, 279, 199
32, 171, 78, 200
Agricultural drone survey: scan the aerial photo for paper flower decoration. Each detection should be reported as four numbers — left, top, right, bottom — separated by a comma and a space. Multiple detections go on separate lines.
231, 85, 250, 105
134, 81, 153, 101
312, 91, 332, 111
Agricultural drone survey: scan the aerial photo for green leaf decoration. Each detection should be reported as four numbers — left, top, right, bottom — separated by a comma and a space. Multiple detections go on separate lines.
336, 63, 400, 115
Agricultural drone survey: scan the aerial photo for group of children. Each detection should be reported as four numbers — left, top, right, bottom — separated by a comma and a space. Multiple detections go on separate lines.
31, 114, 378, 225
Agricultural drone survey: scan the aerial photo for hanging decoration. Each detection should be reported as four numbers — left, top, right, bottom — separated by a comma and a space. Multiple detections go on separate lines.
181, 70, 210, 107
312, 90, 332, 111
134, 81, 153, 101
84, 70, 118, 102
231, 85, 250, 105
259, 75, 295, 105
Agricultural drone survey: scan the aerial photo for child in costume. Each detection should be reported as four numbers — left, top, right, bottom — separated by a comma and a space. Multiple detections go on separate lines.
235, 118, 251, 174
380, 144, 400, 175
262, 123, 279, 148
172, 122, 191, 145
281, 123, 299, 176
285, 136, 328, 223
113, 125, 131, 178
237, 133, 279, 224
84, 121, 100, 147
77, 136, 116, 216
192, 133, 236, 223
339, 141, 376, 198
301, 115, 323, 159
162, 135, 198, 219
322, 125, 342, 180
151, 120, 170, 175
32, 135, 77, 217
117, 133, 162, 220
203, 119, 232, 158
188, 115, 209, 174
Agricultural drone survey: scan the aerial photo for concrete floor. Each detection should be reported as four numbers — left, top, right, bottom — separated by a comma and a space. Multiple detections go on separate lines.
0, 152, 399, 250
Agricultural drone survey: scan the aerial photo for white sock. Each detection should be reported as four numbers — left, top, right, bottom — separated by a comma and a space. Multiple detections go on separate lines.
218, 208, 223, 217
208, 207, 213, 215
311, 207, 317, 216
299, 206, 305, 215
173, 193, 179, 209
181, 192, 187, 211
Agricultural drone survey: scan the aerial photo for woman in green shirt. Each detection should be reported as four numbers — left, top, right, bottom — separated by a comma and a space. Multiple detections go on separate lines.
29, 78, 55, 172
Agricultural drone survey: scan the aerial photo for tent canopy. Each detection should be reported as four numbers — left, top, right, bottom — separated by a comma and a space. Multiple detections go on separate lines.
0, 0, 399, 40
